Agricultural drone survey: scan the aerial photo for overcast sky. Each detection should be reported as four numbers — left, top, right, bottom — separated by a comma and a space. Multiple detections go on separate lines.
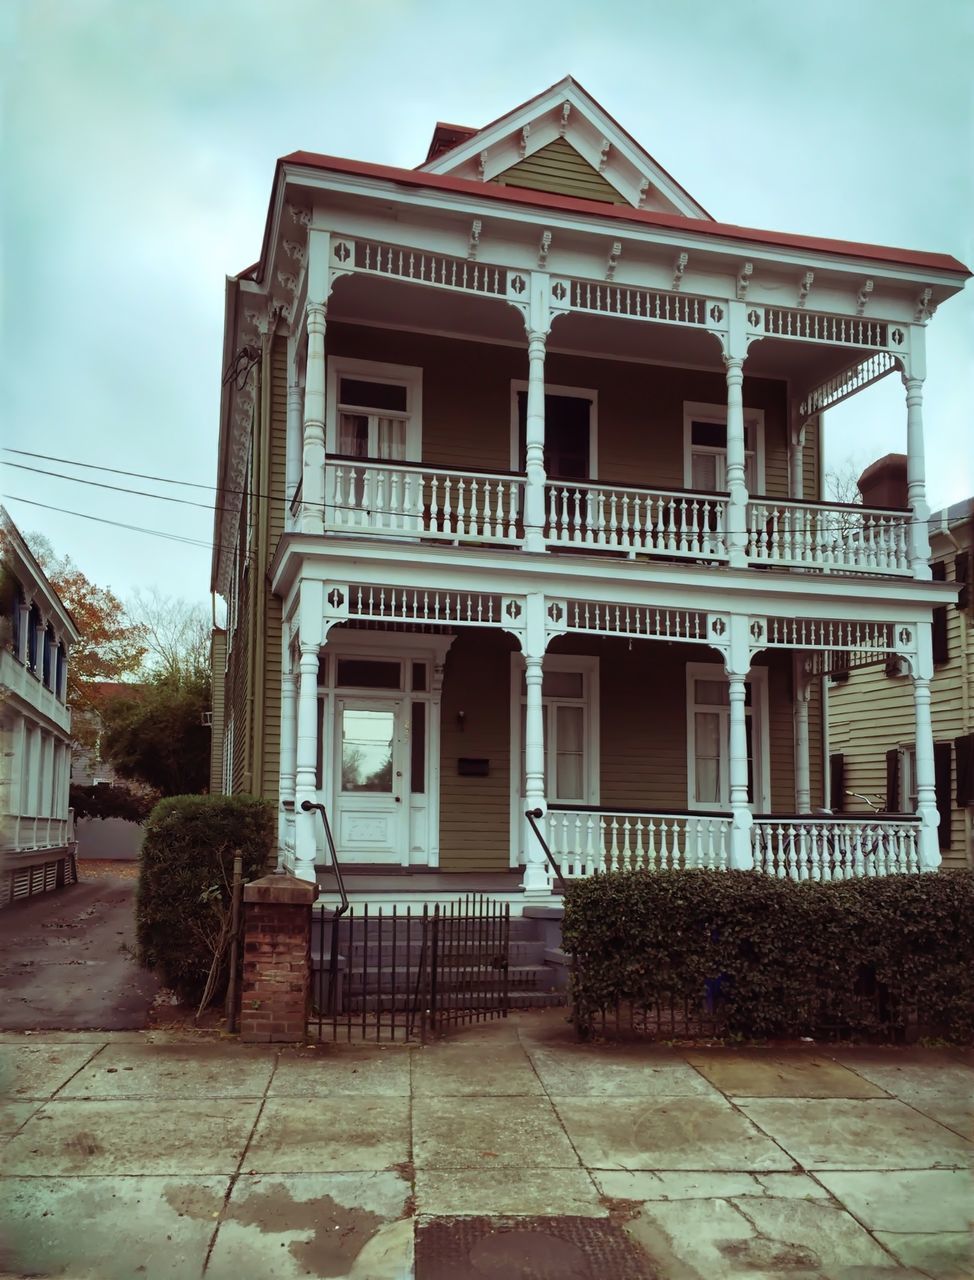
3, 0, 971, 606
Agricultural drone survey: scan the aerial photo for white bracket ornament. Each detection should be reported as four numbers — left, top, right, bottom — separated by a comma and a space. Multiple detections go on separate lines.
322, 584, 350, 631
672, 253, 688, 292
478, 150, 488, 181
559, 102, 571, 137
892, 623, 919, 675
286, 203, 311, 228
637, 177, 650, 208
797, 272, 814, 308
468, 219, 482, 262
538, 230, 552, 269
914, 288, 935, 323
606, 241, 621, 282
736, 262, 753, 301
519, 125, 530, 160
598, 137, 611, 172
282, 240, 306, 265
856, 280, 874, 316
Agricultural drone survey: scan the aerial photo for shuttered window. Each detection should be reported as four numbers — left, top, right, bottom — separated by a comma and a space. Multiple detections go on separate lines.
829, 753, 845, 812
934, 742, 952, 850
956, 733, 974, 806
886, 748, 900, 811
931, 560, 949, 664
955, 551, 969, 613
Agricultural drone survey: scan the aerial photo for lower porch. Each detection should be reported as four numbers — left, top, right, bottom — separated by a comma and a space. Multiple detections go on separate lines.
281, 622, 932, 897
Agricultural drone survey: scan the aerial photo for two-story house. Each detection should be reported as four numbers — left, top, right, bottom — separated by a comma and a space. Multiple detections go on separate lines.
1, 508, 80, 904
211, 77, 968, 904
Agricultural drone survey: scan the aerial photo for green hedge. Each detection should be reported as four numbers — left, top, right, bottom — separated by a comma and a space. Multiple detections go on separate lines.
70, 783, 157, 824
136, 794, 275, 1001
563, 869, 974, 1043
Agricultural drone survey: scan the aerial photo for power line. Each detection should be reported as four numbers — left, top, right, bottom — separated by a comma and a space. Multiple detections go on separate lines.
2, 495, 214, 550
2, 446, 956, 530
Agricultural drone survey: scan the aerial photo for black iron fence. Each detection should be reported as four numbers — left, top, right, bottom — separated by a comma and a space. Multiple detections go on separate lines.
311, 895, 511, 1042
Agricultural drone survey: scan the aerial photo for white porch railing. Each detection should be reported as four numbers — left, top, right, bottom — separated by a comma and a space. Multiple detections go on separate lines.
751, 817, 922, 880
326, 458, 524, 545
746, 499, 910, 574
7, 816, 71, 852
546, 808, 732, 877
546, 483, 728, 560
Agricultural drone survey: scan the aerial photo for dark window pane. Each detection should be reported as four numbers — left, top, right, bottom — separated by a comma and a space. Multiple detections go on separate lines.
339, 378, 407, 412
691, 420, 727, 448
516, 391, 591, 479
411, 662, 427, 692
411, 701, 426, 794
335, 659, 401, 689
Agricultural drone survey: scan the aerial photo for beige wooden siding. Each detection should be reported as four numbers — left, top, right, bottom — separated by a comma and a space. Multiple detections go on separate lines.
267, 336, 288, 557
437, 631, 818, 870
209, 630, 227, 795
259, 335, 288, 804
227, 565, 252, 794
828, 535, 973, 869
326, 324, 792, 498
492, 138, 629, 206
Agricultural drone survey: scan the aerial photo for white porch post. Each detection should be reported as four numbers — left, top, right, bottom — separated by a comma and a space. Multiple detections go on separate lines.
278, 644, 297, 873
293, 580, 324, 883
723, 304, 750, 568
522, 273, 550, 555
789, 415, 808, 500
726, 615, 754, 869
17, 600, 30, 664
912, 622, 941, 870
793, 653, 812, 812
301, 228, 331, 535
904, 357, 932, 578
520, 593, 551, 898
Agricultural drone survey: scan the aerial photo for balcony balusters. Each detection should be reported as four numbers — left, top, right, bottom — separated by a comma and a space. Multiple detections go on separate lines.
545, 483, 729, 559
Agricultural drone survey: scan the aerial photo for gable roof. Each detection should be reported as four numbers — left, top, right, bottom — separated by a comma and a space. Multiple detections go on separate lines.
418, 75, 713, 218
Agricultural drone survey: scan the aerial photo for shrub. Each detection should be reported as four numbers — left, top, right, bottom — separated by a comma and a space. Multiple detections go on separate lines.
564, 869, 974, 1044
136, 794, 275, 1002
70, 782, 157, 824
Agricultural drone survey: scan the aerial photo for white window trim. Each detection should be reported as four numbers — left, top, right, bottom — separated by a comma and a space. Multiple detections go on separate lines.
326, 356, 423, 461
685, 662, 770, 813
508, 653, 600, 866
682, 400, 765, 494
509, 381, 599, 479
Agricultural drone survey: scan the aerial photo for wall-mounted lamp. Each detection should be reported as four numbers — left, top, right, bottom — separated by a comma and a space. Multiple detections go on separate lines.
456, 710, 466, 732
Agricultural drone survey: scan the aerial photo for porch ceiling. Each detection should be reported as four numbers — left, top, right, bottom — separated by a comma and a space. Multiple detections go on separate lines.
325, 272, 882, 393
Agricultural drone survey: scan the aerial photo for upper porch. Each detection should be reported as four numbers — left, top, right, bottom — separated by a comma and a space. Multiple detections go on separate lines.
266, 224, 942, 586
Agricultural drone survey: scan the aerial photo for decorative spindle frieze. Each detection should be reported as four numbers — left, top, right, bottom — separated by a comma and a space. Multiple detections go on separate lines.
336, 237, 507, 297
762, 306, 889, 349
799, 352, 897, 416
762, 616, 894, 652
560, 599, 707, 643
568, 278, 706, 325
346, 584, 504, 628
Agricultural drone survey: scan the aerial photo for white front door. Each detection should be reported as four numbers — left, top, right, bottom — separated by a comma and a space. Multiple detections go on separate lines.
333, 696, 408, 862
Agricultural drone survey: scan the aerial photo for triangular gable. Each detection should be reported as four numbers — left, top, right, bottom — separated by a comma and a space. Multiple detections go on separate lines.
419, 76, 712, 219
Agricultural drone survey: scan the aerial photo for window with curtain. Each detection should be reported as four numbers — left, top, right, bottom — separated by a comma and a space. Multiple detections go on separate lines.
519, 667, 591, 805
687, 670, 760, 810
337, 378, 409, 461
689, 419, 757, 492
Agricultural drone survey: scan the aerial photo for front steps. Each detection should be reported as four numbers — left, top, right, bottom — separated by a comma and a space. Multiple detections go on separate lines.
311, 902, 567, 1012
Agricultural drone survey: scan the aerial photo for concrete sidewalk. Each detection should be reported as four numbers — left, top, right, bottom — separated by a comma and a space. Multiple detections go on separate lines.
0, 1014, 971, 1279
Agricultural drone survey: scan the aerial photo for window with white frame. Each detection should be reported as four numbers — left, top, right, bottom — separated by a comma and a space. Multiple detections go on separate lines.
326, 358, 422, 462
511, 655, 599, 806
686, 663, 769, 811
683, 402, 764, 493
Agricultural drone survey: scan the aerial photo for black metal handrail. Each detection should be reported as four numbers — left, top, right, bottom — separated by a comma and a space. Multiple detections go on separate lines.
525, 808, 567, 892
300, 800, 349, 916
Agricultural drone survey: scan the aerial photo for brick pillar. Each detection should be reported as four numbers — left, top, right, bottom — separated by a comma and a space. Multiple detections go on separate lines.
240, 874, 317, 1043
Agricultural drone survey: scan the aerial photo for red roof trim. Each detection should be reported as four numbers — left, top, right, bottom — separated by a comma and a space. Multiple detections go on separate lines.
277, 150, 971, 278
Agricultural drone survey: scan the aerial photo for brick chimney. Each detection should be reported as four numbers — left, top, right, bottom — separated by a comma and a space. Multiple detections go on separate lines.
857, 454, 908, 508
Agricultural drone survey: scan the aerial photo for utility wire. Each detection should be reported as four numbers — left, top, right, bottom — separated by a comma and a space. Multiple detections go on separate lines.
2, 446, 955, 530
2, 495, 214, 549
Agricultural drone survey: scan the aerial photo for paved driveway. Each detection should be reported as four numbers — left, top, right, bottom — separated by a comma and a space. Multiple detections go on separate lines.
0, 870, 159, 1031
0, 1014, 970, 1278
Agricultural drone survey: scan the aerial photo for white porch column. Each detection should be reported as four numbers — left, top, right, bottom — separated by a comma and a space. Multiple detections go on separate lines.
301, 303, 327, 535
912, 623, 941, 870
278, 647, 298, 873
17, 600, 30, 664
789, 415, 808, 500
725, 615, 754, 869
793, 654, 812, 812
523, 328, 548, 553
520, 592, 551, 898
723, 306, 750, 568
904, 371, 932, 578
293, 641, 320, 882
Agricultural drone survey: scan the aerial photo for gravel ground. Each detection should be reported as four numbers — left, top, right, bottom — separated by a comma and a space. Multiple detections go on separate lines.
78, 858, 140, 880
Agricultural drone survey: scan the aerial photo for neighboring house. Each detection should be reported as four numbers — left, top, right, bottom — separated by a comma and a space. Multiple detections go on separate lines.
210, 76, 968, 904
70, 682, 148, 861
0, 508, 80, 904
830, 468, 973, 868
